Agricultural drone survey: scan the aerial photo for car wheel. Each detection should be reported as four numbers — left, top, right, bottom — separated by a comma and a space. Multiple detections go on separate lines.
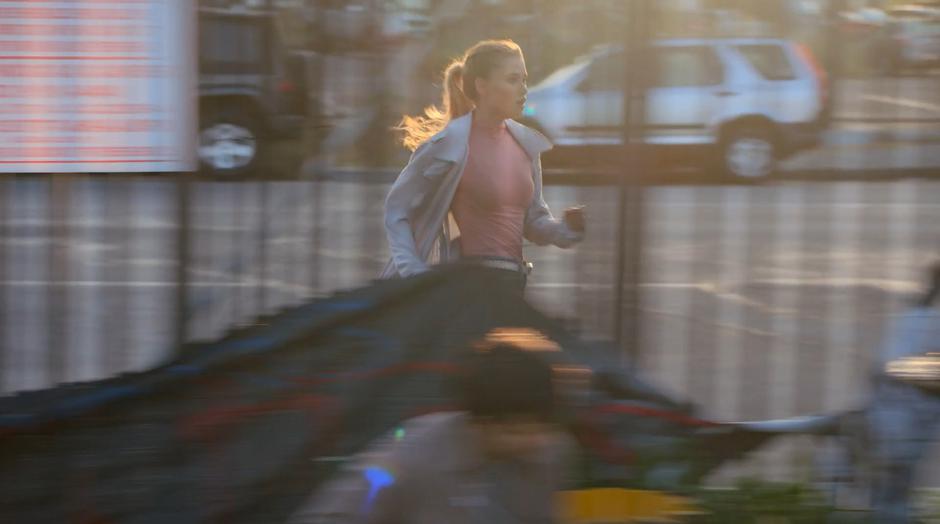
198, 108, 261, 178
720, 125, 777, 180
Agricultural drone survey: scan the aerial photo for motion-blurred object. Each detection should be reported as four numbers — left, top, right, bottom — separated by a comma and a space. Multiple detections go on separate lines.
887, 352, 940, 394
822, 262, 940, 522
521, 37, 828, 180
0, 265, 842, 523
198, 8, 308, 178
877, 15, 940, 74
559, 487, 700, 523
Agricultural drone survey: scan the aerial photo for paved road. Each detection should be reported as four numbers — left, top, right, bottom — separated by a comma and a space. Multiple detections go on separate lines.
834, 76, 940, 123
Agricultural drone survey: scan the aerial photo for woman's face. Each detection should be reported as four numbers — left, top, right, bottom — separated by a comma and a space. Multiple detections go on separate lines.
474, 53, 528, 120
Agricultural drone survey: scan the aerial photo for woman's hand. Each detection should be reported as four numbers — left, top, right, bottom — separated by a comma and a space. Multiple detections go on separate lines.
563, 206, 586, 233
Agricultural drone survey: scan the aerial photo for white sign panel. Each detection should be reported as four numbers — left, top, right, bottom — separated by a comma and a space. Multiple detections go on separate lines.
0, 1, 196, 173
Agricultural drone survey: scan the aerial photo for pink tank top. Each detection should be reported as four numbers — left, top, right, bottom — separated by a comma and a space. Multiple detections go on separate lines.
451, 120, 534, 262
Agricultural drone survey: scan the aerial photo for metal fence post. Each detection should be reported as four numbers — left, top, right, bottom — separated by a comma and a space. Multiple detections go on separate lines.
257, 179, 269, 315
0, 176, 8, 390
309, 172, 322, 296
822, 0, 845, 128
614, 0, 650, 367
175, 172, 192, 352
48, 174, 70, 384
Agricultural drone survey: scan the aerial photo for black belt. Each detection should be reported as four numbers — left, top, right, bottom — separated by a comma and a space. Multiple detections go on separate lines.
463, 256, 533, 275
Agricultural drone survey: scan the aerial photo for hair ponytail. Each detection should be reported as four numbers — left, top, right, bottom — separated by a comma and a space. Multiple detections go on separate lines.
444, 61, 475, 122
396, 39, 522, 152
396, 59, 474, 152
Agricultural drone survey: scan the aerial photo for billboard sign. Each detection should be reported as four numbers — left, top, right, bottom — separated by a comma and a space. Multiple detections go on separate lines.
0, 1, 196, 173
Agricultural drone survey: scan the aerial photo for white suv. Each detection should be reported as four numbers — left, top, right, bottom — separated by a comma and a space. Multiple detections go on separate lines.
521, 38, 829, 178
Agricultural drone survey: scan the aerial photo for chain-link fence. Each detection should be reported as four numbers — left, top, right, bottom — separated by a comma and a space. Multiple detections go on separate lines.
2, 0, 940, 485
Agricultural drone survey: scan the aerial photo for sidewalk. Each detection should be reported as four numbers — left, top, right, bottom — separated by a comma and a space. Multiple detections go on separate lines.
825, 121, 940, 146
779, 121, 940, 174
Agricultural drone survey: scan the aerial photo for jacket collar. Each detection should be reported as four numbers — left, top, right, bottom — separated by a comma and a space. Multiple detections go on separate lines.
506, 117, 553, 159
431, 111, 553, 163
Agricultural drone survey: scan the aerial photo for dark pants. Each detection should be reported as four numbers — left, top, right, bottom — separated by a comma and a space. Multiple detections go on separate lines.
458, 257, 529, 296
483, 266, 527, 295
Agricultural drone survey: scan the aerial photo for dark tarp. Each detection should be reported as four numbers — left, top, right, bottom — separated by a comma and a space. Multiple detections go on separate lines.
0, 265, 816, 523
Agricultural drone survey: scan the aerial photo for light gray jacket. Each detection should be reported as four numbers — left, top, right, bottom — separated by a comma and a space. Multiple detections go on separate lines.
382, 112, 583, 278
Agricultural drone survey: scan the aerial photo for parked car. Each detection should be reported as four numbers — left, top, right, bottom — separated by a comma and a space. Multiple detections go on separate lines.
198, 8, 307, 177
312, 0, 431, 51
382, 0, 433, 43
520, 38, 829, 179
886, 4, 940, 20
875, 15, 940, 73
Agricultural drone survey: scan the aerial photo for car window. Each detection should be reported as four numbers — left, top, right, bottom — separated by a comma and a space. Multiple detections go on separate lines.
652, 46, 723, 88
538, 60, 590, 90
577, 46, 724, 92
199, 16, 272, 75
736, 44, 796, 81
894, 18, 940, 35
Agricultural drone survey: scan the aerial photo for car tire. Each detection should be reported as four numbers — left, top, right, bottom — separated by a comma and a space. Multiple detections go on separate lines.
719, 124, 778, 180
198, 106, 263, 179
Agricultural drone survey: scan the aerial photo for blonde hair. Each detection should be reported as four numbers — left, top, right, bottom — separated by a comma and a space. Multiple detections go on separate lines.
396, 39, 523, 151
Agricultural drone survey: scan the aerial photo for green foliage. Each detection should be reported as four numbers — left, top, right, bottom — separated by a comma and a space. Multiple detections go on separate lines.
918, 488, 940, 523
688, 479, 837, 523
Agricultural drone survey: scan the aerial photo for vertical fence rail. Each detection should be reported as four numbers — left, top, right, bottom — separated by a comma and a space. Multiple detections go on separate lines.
175, 173, 192, 351
613, 0, 648, 364
0, 176, 8, 392
47, 175, 69, 385
0, 176, 938, 480
714, 186, 748, 420
257, 178, 270, 316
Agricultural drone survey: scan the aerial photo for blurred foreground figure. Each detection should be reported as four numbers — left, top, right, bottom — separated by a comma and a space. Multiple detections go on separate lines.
287, 342, 572, 524
0, 266, 834, 523
867, 262, 940, 523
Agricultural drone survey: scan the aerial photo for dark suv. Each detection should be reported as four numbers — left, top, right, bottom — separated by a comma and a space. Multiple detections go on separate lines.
198, 8, 307, 177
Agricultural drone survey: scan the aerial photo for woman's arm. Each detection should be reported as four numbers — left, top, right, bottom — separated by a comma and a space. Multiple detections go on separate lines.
384, 142, 439, 277
523, 156, 584, 248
